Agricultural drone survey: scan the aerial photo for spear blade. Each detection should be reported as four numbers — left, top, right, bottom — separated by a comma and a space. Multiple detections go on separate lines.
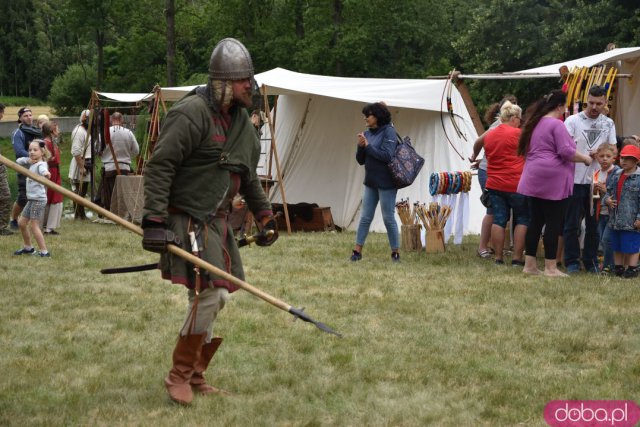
289, 307, 342, 338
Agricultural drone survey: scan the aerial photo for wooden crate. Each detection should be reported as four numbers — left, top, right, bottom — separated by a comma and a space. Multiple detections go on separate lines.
276, 206, 335, 232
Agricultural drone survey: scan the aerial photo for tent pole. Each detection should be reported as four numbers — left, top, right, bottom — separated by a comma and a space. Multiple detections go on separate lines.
452, 72, 485, 135
261, 85, 292, 234
139, 86, 162, 174
88, 91, 100, 204
267, 95, 278, 178
158, 85, 168, 115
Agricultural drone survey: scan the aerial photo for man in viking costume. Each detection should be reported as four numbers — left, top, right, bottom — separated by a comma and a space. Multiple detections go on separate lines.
141, 38, 278, 405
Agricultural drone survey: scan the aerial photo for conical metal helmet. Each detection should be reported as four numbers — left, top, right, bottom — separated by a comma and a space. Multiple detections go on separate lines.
208, 38, 254, 81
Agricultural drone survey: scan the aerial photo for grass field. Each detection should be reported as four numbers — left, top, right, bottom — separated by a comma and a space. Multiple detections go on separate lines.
1, 134, 639, 426
1, 209, 639, 426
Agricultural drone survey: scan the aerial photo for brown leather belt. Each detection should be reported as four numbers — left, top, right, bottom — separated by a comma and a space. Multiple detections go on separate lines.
167, 206, 185, 214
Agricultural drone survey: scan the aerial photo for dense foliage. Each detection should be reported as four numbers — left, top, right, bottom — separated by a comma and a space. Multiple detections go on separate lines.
1, 0, 638, 117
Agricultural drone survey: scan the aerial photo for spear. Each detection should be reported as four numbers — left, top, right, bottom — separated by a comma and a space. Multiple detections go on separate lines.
99, 230, 275, 274
0, 155, 342, 338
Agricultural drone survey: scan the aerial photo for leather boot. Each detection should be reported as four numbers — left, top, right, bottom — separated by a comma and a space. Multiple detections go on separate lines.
164, 333, 206, 405
191, 337, 230, 395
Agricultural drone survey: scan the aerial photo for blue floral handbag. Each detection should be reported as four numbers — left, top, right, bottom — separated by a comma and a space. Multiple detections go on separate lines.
387, 134, 425, 189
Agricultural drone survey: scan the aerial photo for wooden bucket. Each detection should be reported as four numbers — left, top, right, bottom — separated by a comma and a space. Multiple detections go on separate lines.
425, 229, 445, 254
401, 224, 422, 252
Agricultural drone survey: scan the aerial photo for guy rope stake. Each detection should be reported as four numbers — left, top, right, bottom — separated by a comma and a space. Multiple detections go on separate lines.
0, 155, 342, 338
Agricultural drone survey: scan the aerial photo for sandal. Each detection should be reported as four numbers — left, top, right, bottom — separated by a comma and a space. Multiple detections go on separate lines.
477, 249, 493, 259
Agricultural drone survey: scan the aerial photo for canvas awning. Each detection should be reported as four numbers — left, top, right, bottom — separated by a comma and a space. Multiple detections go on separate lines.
96, 91, 151, 103
256, 68, 465, 114
513, 47, 640, 74
96, 85, 201, 103
425, 47, 640, 80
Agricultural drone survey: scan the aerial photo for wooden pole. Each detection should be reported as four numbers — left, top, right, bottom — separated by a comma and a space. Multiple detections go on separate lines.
261, 85, 292, 234
269, 96, 278, 178
451, 72, 485, 136
0, 155, 292, 312
88, 92, 100, 202
138, 87, 161, 174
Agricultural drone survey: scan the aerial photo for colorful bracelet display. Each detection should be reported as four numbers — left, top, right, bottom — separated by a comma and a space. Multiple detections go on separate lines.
429, 170, 472, 196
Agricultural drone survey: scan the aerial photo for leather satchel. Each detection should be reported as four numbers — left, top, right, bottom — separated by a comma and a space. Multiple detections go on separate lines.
388, 134, 425, 189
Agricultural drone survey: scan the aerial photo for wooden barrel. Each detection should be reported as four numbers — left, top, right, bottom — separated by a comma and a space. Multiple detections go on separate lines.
401, 224, 422, 252
425, 229, 445, 254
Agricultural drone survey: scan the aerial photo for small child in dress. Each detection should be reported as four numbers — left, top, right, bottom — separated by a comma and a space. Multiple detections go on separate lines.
14, 139, 52, 257
593, 144, 619, 273
603, 144, 640, 278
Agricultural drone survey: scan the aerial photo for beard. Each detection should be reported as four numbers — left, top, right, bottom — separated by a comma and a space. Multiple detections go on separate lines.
233, 91, 253, 108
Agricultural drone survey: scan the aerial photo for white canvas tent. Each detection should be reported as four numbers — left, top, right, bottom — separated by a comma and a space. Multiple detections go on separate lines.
95, 70, 483, 237
511, 47, 640, 137
255, 68, 481, 235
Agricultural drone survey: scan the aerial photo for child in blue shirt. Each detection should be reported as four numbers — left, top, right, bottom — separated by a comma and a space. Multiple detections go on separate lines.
603, 144, 640, 278
593, 143, 619, 273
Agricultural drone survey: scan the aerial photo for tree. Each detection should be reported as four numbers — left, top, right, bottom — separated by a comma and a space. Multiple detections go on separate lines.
0, 0, 38, 96
165, 0, 177, 86
452, 0, 559, 119
2, 0, 640, 109
49, 63, 97, 115
62, 0, 133, 89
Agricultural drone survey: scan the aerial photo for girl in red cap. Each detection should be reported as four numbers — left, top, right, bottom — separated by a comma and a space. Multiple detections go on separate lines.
602, 144, 640, 277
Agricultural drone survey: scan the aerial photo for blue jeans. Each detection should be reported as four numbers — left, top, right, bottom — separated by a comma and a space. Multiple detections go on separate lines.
356, 185, 400, 250
563, 184, 599, 270
597, 215, 614, 269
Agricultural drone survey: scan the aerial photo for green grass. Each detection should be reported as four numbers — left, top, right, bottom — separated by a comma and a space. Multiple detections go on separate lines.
1, 220, 638, 426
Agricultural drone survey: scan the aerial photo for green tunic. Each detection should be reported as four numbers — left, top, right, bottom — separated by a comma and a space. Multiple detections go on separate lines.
143, 91, 272, 292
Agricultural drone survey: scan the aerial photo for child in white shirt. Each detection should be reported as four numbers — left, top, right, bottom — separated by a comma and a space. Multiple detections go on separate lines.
14, 140, 52, 257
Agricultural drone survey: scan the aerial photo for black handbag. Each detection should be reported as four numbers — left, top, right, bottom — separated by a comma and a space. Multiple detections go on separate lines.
480, 188, 491, 208
388, 134, 425, 189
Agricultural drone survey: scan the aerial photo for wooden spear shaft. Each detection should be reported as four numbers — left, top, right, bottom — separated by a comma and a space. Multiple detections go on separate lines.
2, 156, 342, 336
1, 155, 289, 312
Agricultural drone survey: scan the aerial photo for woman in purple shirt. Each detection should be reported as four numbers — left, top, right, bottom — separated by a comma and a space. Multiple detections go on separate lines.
517, 90, 592, 276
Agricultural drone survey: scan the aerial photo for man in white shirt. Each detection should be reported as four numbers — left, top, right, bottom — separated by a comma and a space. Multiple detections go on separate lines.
563, 85, 617, 273
97, 112, 139, 211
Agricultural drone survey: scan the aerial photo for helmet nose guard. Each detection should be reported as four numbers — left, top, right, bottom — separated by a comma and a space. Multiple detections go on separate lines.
208, 38, 254, 81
